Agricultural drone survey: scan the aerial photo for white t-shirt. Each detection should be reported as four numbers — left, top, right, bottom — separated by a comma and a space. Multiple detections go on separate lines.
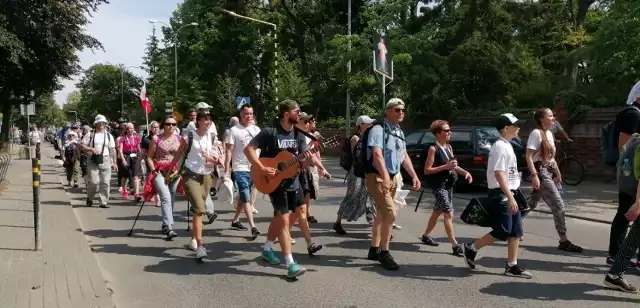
183, 121, 217, 141
82, 130, 115, 157
487, 138, 520, 190
527, 129, 555, 162
226, 123, 261, 172
185, 132, 215, 175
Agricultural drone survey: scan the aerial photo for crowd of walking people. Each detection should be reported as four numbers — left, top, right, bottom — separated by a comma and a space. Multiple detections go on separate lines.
46, 87, 640, 291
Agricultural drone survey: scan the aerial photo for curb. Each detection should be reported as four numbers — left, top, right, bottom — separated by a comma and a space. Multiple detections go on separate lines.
330, 173, 612, 225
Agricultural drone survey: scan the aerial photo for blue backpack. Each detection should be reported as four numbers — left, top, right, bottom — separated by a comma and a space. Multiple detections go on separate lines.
601, 106, 640, 167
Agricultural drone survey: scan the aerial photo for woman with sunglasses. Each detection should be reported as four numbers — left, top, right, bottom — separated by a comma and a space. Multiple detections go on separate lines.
146, 116, 186, 239
419, 120, 472, 256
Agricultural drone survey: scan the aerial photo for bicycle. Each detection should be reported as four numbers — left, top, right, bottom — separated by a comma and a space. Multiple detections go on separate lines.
556, 141, 585, 186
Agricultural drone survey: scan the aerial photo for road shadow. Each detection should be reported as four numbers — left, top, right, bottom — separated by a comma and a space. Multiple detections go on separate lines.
479, 281, 640, 303
360, 263, 492, 281
518, 244, 607, 259
325, 239, 423, 253
475, 256, 608, 275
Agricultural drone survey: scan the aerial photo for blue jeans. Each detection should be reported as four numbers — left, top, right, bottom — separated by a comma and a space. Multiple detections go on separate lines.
153, 173, 179, 228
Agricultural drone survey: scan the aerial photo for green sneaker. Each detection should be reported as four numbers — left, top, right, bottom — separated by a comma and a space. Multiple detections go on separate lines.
286, 262, 306, 278
261, 249, 280, 265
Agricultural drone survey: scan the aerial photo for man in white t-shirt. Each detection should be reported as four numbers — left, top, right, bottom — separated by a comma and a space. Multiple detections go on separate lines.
462, 113, 533, 279
79, 114, 117, 208
225, 104, 261, 238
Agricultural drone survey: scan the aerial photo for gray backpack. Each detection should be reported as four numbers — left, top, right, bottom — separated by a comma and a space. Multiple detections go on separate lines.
617, 134, 640, 194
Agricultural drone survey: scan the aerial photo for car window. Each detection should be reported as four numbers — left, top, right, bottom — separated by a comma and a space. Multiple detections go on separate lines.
404, 131, 425, 146
475, 127, 523, 150
450, 130, 472, 149
420, 132, 436, 144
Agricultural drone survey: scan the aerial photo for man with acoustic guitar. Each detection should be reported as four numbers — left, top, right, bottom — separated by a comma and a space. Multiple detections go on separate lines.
244, 100, 325, 279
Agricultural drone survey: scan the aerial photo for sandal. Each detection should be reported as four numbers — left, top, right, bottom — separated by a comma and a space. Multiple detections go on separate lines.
558, 240, 583, 253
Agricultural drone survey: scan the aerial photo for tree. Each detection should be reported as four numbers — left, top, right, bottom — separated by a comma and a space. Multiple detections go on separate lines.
63, 90, 83, 123
0, 0, 108, 146
76, 64, 144, 123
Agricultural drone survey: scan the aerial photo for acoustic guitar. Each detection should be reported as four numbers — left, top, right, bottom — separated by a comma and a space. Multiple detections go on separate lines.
251, 135, 339, 194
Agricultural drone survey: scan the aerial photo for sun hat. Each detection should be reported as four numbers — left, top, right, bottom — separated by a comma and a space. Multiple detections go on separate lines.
195, 102, 212, 109
93, 114, 108, 125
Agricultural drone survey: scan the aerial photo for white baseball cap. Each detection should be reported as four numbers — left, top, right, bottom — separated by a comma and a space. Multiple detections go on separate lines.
356, 115, 375, 126
195, 102, 212, 109
385, 98, 405, 109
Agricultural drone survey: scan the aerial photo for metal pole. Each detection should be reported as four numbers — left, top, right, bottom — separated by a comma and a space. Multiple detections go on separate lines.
346, 0, 352, 136
120, 66, 124, 118
174, 33, 178, 99
382, 75, 386, 110
273, 26, 278, 103
32, 157, 41, 251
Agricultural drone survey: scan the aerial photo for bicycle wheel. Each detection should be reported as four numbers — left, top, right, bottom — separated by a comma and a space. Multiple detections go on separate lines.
559, 157, 585, 186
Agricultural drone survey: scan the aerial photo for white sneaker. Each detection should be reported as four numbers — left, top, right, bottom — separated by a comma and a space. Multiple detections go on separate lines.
188, 238, 197, 251
291, 239, 296, 245
393, 223, 402, 230
195, 246, 207, 259
252, 207, 258, 214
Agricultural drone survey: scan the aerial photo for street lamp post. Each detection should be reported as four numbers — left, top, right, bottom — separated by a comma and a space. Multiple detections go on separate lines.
218, 9, 278, 103
149, 21, 198, 100
119, 65, 144, 118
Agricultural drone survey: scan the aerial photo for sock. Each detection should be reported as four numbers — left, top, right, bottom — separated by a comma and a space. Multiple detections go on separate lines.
470, 243, 478, 251
284, 253, 294, 266
507, 261, 517, 267
263, 241, 274, 252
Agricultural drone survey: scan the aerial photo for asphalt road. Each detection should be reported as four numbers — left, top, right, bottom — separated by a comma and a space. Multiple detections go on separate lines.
54, 164, 640, 308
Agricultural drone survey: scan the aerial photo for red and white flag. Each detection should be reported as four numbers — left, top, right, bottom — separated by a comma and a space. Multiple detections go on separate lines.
140, 81, 151, 114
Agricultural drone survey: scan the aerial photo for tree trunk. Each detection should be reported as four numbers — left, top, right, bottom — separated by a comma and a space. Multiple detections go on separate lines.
0, 103, 12, 151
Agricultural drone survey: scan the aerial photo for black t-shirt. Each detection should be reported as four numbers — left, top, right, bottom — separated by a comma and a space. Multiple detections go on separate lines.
250, 124, 308, 192
615, 105, 640, 144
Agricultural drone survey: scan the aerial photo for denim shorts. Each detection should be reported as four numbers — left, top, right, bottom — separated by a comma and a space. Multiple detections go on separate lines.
488, 188, 524, 241
232, 171, 252, 202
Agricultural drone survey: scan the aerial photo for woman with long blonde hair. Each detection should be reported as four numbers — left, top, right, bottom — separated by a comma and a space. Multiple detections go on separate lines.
524, 108, 582, 252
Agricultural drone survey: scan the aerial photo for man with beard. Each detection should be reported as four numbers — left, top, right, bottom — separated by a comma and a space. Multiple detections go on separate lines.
244, 100, 323, 278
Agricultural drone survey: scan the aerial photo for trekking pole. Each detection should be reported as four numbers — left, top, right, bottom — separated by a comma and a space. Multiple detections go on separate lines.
127, 199, 146, 236
186, 200, 191, 231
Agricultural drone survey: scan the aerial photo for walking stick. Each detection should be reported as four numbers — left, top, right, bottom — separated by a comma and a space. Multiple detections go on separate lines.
186, 200, 191, 231
127, 199, 146, 236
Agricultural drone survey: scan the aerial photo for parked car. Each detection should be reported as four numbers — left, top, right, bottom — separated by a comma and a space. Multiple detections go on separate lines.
401, 125, 527, 187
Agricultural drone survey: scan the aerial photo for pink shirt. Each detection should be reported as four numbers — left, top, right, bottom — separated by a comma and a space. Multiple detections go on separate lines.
119, 134, 140, 153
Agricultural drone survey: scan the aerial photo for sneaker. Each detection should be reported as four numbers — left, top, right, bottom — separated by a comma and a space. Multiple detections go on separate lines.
86, 199, 93, 207
307, 216, 318, 223
188, 238, 197, 251
606, 256, 637, 267
504, 263, 533, 279
393, 223, 402, 230
558, 240, 583, 253
333, 222, 347, 235
99, 204, 109, 208
251, 227, 261, 238
367, 246, 380, 261
73, 182, 79, 188
452, 244, 463, 257
462, 243, 477, 269
252, 207, 259, 214
161, 225, 170, 234
231, 220, 248, 231
378, 250, 399, 270
195, 246, 207, 259
261, 249, 280, 265
291, 238, 296, 245
121, 190, 129, 199
203, 212, 217, 225
286, 262, 306, 278
604, 274, 639, 293
420, 235, 440, 246
134, 193, 141, 202
166, 230, 178, 240
307, 243, 323, 256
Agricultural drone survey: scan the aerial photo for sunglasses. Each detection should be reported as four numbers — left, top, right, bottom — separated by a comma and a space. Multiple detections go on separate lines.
394, 108, 406, 114
164, 123, 177, 126
441, 129, 451, 133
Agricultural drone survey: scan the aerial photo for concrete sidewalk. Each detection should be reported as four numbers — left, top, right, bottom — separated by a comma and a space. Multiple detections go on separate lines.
0, 148, 115, 308
321, 157, 618, 224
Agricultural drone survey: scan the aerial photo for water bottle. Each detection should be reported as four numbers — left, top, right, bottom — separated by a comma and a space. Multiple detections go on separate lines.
623, 158, 632, 177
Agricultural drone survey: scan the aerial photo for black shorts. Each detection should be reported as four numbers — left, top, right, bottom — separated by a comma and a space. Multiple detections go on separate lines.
118, 154, 138, 179
488, 189, 524, 241
268, 188, 304, 216
299, 170, 317, 199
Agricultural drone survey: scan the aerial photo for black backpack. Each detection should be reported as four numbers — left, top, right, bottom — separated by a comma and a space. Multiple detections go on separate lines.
339, 135, 356, 171
353, 123, 384, 178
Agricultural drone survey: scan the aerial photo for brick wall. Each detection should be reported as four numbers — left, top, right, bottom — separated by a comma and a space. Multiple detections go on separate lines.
317, 106, 621, 182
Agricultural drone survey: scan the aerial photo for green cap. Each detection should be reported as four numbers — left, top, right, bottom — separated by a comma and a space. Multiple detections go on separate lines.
278, 99, 298, 116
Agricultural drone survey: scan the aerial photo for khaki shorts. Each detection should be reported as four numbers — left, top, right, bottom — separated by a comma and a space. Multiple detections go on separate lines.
365, 173, 399, 219
184, 171, 212, 215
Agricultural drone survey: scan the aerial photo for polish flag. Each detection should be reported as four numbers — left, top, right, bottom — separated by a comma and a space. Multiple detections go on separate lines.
140, 81, 151, 114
